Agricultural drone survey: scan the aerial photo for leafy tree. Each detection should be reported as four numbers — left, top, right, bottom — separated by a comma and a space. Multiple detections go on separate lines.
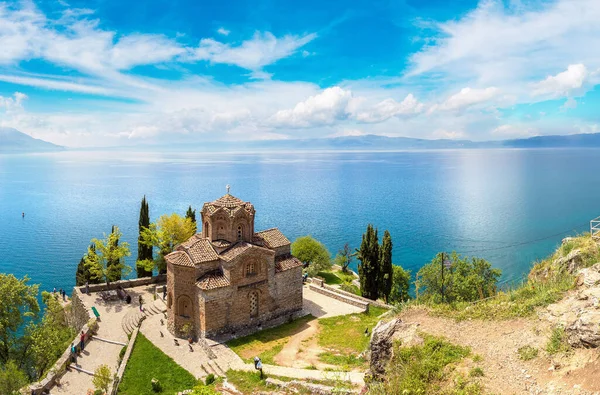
415, 252, 501, 303
27, 292, 74, 378
356, 224, 380, 300
84, 226, 131, 285
186, 205, 197, 234
291, 236, 331, 276
333, 243, 354, 273
0, 360, 28, 395
140, 213, 196, 274
379, 230, 393, 303
389, 265, 411, 304
136, 196, 153, 278
0, 274, 39, 364
76, 244, 102, 286
92, 364, 112, 393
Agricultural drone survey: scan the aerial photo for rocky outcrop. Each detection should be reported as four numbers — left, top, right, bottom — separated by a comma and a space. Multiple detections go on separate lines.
368, 318, 422, 379
555, 249, 585, 273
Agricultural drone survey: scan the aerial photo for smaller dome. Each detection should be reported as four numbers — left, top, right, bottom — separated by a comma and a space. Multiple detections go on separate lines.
202, 193, 254, 216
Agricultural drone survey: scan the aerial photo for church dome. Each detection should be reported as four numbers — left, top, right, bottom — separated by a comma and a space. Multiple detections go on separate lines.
202, 193, 255, 217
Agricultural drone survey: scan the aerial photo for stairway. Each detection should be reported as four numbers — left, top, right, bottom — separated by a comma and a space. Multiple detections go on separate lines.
121, 298, 167, 335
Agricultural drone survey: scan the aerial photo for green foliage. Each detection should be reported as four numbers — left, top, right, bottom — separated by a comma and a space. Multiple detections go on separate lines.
119, 334, 197, 395
334, 243, 354, 273
76, 244, 103, 286
416, 252, 501, 303
517, 346, 538, 361
137, 196, 153, 277
357, 224, 380, 300
389, 265, 411, 304
291, 236, 331, 276
375, 335, 471, 394
546, 326, 571, 355
339, 283, 361, 295
140, 213, 196, 274
189, 384, 220, 395
85, 226, 132, 285
469, 367, 484, 377
0, 274, 40, 364
205, 373, 215, 385
186, 206, 197, 234
27, 292, 75, 378
318, 352, 365, 370
0, 360, 28, 395
379, 230, 393, 303
93, 364, 112, 393
119, 346, 127, 361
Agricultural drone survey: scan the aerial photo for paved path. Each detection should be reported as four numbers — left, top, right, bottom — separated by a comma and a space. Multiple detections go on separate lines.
302, 285, 365, 318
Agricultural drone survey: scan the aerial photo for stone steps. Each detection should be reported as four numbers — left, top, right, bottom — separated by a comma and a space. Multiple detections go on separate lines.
121, 299, 168, 335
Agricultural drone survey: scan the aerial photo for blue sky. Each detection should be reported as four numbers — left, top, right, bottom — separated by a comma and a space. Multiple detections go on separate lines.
0, 0, 599, 147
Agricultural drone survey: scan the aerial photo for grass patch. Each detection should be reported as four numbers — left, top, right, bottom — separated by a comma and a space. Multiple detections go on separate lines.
546, 326, 571, 355
318, 352, 366, 370
225, 370, 353, 394
518, 345, 539, 361
469, 367, 484, 377
317, 270, 356, 286
318, 306, 387, 355
370, 335, 472, 394
118, 333, 198, 395
226, 315, 314, 364
339, 283, 361, 295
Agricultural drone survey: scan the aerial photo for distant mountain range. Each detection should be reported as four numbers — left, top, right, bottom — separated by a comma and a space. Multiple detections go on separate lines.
0, 128, 64, 153
3, 127, 600, 153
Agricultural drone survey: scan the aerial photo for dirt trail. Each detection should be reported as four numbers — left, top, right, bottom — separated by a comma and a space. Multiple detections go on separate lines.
273, 320, 338, 370
399, 308, 599, 395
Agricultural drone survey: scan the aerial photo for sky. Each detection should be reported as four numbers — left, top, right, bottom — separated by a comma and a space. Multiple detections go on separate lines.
0, 0, 600, 147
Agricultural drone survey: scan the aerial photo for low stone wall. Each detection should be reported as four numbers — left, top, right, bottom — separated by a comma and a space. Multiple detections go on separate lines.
110, 326, 139, 395
28, 319, 99, 395
77, 274, 166, 294
320, 283, 392, 309
308, 284, 369, 311
67, 288, 93, 331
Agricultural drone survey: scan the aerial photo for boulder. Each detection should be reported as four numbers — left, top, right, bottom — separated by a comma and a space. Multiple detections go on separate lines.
369, 318, 422, 378
553, 249, 584, 274
576, 263, 600, 288
566, 310, 600, 348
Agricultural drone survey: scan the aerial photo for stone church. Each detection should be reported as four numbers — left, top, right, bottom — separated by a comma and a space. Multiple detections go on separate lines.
165, 191, 304, 339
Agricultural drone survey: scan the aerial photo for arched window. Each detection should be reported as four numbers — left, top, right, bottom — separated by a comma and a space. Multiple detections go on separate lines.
237, 225, 243, 241
249, 291, 259, 317
246, 262, 256, 276
177, 295, 192, 318
204, 222, 209, 237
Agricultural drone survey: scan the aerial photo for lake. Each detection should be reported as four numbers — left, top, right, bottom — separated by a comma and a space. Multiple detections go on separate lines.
1, 149, 599, 293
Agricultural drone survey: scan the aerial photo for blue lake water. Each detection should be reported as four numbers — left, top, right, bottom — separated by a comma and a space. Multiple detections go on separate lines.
1, 149, 599, 294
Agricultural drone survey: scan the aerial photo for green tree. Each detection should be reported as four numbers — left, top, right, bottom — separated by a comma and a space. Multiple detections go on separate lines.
0, 360, 28, 395
0, 274, 39, 364
415, 252, 501, 303
356, 224, 380, 300
389, 265, 411, 304
333, 243, 354, 273
140, 213, 196, 274
136, 196, 153, 278
27, 292, 74, 378
76, 244, 101, 286
84, 227, 132, 285
379, 230, 393, 303
92, 364, 112, 393
186, 205, 197, 234
291, 236, 331, 276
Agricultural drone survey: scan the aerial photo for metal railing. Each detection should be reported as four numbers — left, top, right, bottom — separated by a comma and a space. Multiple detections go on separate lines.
592, 216, 600, 240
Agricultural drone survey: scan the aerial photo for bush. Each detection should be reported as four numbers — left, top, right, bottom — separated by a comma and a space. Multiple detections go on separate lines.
469, 367, 484, 377
205, 373, 215, 385
151, 378, 163, 393
416, 252, 501, 303
518, 346, 538, 360
546, 326, 570, 355
119, 346, 127, 361
92, 365, 112, 393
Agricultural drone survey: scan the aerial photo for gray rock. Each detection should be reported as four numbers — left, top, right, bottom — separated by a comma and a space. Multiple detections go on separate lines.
369, 318, 422, 379
566, 310, 600, 348
576, 263, 600, 288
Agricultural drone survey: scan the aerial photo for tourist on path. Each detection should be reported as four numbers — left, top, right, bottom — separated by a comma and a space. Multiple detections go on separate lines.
70, 343, 77, 364
163, 285, 167, 300
139, 295, 143, 311
80, 331, 86, 352
62, 289, 67, 301
85, 281, 89, 295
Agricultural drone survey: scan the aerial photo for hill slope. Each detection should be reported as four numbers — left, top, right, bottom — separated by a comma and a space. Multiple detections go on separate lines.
0, 127, 64, 153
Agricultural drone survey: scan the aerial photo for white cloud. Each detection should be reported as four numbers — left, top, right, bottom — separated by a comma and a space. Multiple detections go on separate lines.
192, 31, 317, 71
0, 92, 27, 114
328, 128, 366, 138
439, 87, 499, 111
532, 64, 588, 97
492, 124, 538, 139
0, 74, 113, 95
354, 94, 423, 123
217, 27, 230, 36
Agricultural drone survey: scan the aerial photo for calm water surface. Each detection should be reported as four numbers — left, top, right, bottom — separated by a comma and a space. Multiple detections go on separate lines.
1, 149, 599, 293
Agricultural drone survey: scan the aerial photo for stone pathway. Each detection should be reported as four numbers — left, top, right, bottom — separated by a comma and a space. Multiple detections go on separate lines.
302, 285, 365, 318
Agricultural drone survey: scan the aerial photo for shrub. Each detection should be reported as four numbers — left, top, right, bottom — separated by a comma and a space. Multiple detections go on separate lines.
151, 378, 163, 393
205, 373, 215, 385
518, 346, 538, 361
546, 326, 571, 355
119, 346, 127, 361
92, 365, 112, 393
469, 367, 484, 377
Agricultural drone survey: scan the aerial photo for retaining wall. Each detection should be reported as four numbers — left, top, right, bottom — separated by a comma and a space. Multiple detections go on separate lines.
77, 274, 166, 294
308, 284, 369, 311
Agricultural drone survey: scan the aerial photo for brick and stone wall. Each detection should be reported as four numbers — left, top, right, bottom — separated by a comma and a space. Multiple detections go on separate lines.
67, 288, 92, 331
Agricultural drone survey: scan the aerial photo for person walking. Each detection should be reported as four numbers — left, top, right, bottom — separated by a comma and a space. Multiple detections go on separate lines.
79, 331, 86, 352
139, 295, 143, 311
62, 289, 67, 301
85, 281, 89, 295
70, 343, 77, 364
162, 285, 167, 300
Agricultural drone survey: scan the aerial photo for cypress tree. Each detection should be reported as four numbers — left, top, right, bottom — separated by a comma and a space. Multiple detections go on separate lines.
136, 195, 153, 277
76, 244, 100, 285
186, 205, 197, 233
107, 225, 122, 281
357, 224, 380, 300
379, 230, 393, 303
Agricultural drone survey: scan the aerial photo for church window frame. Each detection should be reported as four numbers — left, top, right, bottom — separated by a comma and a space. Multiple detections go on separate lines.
204, 222, 210, 237
246, 261, 256, 276
177, 295, 192, 318
249, 291, 259, 318
237, 225, 243, 241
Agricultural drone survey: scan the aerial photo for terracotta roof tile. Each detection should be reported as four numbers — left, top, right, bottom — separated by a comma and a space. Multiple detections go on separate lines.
211, 239, 232, 248
197, 270, 230, 290
202, 194, 255, 217
165, 250, 194, 267
220, 242, 253, 261
254, 228, 290, 249
177, 238, 219, 264
275, 255, 303, 272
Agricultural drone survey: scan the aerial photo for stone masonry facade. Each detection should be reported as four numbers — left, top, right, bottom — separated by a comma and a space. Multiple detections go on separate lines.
165, 191, 303, 339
